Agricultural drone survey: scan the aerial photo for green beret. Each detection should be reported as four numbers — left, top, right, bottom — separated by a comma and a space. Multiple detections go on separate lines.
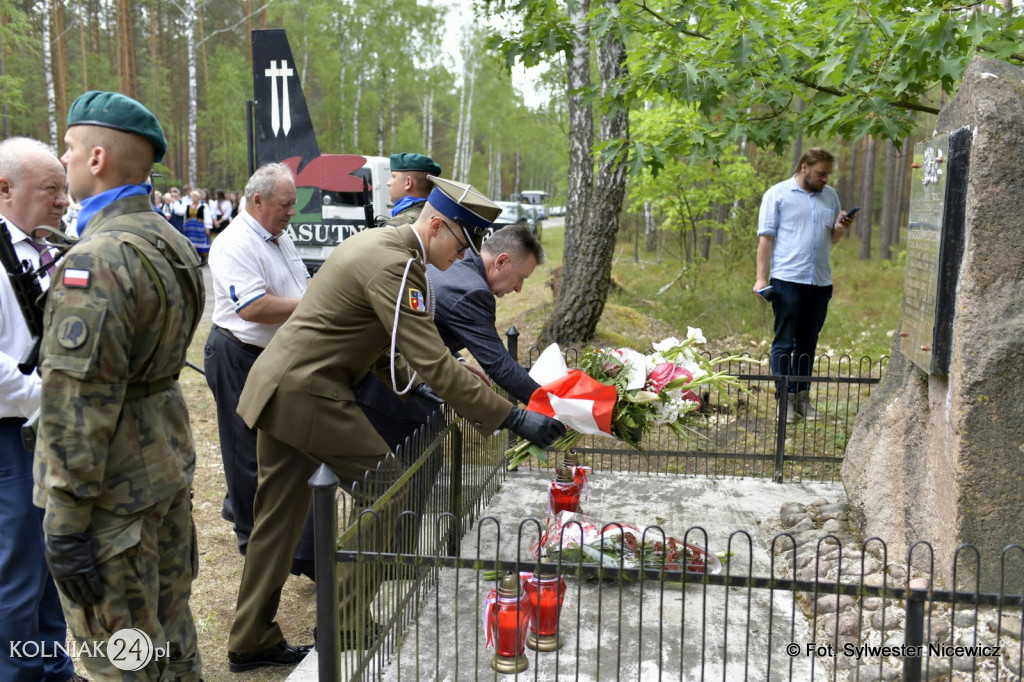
390, 152, 442, 175
67, 91, 167, 163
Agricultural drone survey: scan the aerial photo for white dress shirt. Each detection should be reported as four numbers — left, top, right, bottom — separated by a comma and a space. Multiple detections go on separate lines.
0, 217, 53, 419
208, 210, 309, 348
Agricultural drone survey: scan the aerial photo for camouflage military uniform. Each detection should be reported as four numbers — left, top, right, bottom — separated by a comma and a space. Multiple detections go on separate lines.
384, 199, 425, 227
34, 194, 204, 681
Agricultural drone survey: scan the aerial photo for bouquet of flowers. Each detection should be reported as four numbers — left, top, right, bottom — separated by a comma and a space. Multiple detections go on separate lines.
507, 328, 752, 468
536, 511, 722, 575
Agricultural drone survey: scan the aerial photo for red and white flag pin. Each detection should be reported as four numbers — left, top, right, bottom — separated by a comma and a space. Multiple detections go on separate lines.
63, 268, 91, 288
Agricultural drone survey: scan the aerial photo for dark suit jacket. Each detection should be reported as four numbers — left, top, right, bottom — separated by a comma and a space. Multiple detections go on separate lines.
237, 225, 513, 458
429, 251, 540, 405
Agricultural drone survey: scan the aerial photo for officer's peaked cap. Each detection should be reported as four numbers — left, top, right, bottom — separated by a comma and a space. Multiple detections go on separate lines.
427, 176, 501, 255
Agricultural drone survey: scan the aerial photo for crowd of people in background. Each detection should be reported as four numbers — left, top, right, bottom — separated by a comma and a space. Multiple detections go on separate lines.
65, 183, 244, 265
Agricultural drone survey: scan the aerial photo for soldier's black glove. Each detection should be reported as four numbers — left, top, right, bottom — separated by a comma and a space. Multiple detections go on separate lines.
502, 407, 566, 447
412, 382, 444, 406
44, 533, 104, 607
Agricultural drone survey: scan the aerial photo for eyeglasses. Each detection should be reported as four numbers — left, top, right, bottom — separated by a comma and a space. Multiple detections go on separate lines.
440, 217, 470, 254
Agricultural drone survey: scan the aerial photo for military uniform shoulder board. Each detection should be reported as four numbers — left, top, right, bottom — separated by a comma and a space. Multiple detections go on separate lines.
63, 268, 91, 288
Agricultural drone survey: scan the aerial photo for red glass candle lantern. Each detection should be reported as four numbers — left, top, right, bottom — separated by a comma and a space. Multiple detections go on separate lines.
485, 572, 531, 674
524, 563, 566, 651
548, 466, 581, 518
560, 450, 591, 499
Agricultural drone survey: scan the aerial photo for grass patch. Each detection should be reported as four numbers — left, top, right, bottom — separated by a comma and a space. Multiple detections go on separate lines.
504, 220, 903, 360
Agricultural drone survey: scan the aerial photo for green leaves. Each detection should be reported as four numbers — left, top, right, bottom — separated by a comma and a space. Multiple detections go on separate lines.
489, 0, 1022, 171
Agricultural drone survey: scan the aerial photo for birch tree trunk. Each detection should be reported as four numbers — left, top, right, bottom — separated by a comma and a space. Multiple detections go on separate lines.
41, 0, 57, 148
186, 0, 198, 185
542, 0, 629, 344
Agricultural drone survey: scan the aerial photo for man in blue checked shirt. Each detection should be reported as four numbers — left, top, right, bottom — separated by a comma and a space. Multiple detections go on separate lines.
753, 148, 856, 423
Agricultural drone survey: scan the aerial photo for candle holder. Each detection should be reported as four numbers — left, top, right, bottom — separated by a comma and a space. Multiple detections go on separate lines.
548, 466, 581, 518
560, 450, 591, 499
487, 572, 531, 674
524, 562, 566, 651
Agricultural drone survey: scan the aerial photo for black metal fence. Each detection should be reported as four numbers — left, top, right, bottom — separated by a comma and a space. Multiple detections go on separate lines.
305, 394, 1024, 681
308, 455, 1024, 680
299, 347, 1024, 680
516, 341, 887, 483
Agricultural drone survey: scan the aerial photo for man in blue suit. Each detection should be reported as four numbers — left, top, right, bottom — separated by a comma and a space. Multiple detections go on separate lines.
355, 223, 544, 451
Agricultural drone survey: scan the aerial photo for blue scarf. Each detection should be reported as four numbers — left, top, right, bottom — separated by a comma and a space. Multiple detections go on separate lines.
77, 184, 153, 235
391, 195, 426, 217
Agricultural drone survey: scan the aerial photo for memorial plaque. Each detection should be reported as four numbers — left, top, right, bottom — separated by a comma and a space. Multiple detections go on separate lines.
900, 127, 971, 375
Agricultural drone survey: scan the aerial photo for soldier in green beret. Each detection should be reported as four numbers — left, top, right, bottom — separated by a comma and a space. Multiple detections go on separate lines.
35, 91, 204, 680
384, 152, 442, 227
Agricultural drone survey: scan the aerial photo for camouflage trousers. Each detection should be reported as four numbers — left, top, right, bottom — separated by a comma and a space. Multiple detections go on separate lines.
57, 485, 202, 681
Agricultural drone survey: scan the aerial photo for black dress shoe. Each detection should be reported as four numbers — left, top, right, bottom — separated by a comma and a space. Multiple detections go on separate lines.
227, 639, 313, 673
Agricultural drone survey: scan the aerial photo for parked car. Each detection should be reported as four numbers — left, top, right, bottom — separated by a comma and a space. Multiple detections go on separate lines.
523, 205, 543, 241
493, 201, 529, 227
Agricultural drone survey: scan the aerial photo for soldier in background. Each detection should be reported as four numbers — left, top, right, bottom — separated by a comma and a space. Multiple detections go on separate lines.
35, 91, 204, 680
0, 137, 80, 682
355, 152, 446, 447
384, 152, 441, 226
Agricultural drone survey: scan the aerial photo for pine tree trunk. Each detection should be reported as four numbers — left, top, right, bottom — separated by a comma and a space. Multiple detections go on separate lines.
858, 136, 877, 260
53, 1, 67, 127
879, 139, 898, 259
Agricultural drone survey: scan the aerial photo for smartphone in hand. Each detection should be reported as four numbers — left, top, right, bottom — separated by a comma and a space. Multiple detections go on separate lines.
843, 206, 860, 220
755, 286, 777, 302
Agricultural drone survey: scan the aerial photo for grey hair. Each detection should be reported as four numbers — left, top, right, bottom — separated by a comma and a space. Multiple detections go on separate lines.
0, 137, 60, 184
245, 162, 295, 202
481, 224, 544, 265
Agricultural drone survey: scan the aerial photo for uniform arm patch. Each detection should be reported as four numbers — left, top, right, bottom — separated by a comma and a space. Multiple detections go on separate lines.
408, 288, 426, 312
45, 305, 107, 377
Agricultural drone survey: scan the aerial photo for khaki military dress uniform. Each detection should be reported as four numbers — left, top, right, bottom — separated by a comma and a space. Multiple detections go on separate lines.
34, 194, 204, 680
230, 223, 514, 653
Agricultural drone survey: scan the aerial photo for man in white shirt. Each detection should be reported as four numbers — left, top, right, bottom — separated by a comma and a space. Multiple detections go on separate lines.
0, 137, 80, 682
204, 163, 310, 557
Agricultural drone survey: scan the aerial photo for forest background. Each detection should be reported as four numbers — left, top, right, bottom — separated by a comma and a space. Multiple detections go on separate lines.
1, 0, 1022, 345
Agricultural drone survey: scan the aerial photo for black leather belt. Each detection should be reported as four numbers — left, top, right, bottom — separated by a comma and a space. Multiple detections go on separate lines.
213, 324, 264, 355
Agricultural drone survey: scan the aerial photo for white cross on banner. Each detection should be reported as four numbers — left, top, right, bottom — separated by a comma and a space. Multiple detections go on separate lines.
264, 59, 294, 137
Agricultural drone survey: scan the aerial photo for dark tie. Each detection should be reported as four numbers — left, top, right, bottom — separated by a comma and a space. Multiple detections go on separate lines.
26, 239, 56, 277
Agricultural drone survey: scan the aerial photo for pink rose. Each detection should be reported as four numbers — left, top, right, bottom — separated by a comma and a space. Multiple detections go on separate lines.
645, 363, 692, 393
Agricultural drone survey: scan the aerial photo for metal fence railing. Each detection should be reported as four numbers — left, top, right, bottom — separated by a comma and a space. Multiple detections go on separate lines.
304, 405, 1024, 681
299, 345, 933, 681
516, 338, 887, 483
309, 453, 1024, 681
